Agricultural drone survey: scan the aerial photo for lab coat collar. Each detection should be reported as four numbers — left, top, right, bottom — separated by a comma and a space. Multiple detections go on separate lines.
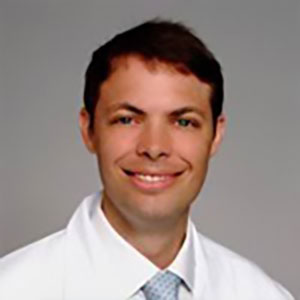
64, 192, 158, 299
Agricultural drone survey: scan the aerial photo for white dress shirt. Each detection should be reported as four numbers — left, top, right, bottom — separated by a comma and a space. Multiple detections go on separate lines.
0, 192, 295, 300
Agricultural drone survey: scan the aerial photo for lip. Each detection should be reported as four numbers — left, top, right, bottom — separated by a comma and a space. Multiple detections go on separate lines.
122, 168, 184, 192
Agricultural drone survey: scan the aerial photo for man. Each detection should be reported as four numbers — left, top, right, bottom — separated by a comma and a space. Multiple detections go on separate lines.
0, 19, 294, 300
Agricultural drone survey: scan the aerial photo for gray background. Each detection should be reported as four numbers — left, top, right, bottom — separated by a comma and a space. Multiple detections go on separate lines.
0, 0, 299, 297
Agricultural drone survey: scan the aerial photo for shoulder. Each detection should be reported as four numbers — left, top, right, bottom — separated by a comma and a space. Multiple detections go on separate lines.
0, 230, 66, 300
197, 233, 294, 299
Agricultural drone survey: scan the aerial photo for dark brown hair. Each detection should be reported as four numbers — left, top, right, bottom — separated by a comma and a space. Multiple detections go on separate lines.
84, 19, 224, 131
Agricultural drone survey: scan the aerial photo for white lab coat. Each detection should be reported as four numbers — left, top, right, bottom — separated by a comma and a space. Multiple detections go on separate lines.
0, 193, 294, 300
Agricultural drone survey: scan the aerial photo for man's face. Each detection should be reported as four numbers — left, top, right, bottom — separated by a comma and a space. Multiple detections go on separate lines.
80, 56, 225, 228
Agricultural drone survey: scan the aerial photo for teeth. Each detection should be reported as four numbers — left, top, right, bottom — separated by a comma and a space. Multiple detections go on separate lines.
136, 174, 167, 182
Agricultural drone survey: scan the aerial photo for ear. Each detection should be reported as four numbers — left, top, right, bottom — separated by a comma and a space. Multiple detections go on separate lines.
79, 108, 96, 153
210, 114, 226, 157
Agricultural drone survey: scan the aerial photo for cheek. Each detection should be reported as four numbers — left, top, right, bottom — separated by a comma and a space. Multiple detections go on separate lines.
98, 129, 137, 165
174, 133, 212, 163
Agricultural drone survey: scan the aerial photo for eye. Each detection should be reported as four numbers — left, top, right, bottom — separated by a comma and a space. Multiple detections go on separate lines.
110, 115, 141, 126
118, 116, 133, 125
176, 118, 200, 128
177, 118, 192, 127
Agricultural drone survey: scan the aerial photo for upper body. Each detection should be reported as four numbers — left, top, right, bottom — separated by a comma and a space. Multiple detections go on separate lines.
0, 192, 294, 300
1, 19, 294, 299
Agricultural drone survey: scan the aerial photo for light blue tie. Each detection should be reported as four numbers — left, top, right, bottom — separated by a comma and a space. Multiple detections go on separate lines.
142, 271, 181, 300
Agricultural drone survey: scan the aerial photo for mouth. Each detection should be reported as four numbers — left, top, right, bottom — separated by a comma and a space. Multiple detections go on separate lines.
122, 169, 184, 191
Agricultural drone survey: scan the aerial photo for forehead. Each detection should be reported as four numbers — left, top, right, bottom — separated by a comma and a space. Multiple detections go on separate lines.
110, 55, 189, 75
99, 56, 212, 112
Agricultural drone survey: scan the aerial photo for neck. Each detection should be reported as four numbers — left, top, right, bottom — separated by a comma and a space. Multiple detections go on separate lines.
101, 199, 189, 269
127, 218, 188, 269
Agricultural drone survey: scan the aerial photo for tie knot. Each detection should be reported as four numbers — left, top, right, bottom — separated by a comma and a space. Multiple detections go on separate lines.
142, 271, 181, 300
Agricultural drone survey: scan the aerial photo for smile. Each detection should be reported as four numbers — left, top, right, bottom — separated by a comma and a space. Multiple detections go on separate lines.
122, 169, 184, 191
134, 173, 173, 183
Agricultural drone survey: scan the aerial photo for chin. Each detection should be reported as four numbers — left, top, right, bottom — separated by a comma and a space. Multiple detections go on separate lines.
128, 196, 189, 222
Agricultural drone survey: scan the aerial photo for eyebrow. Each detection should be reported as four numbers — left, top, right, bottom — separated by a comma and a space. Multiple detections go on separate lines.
108, 102, 205, 118
108, 103, 145, 115
169, 107, 205, 118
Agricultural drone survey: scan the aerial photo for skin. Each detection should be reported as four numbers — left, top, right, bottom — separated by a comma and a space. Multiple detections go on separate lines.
80, 56, 226, 268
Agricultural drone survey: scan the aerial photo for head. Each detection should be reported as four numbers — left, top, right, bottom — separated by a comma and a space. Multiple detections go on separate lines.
80, 19, 226, 233
83, 19, 224, 134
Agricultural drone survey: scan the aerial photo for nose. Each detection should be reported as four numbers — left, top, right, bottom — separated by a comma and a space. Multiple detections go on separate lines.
136, 122, 172, 161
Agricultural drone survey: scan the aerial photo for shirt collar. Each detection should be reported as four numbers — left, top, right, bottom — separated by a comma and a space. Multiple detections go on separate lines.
168, 218, 195, 292
90, 191, 196, 297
